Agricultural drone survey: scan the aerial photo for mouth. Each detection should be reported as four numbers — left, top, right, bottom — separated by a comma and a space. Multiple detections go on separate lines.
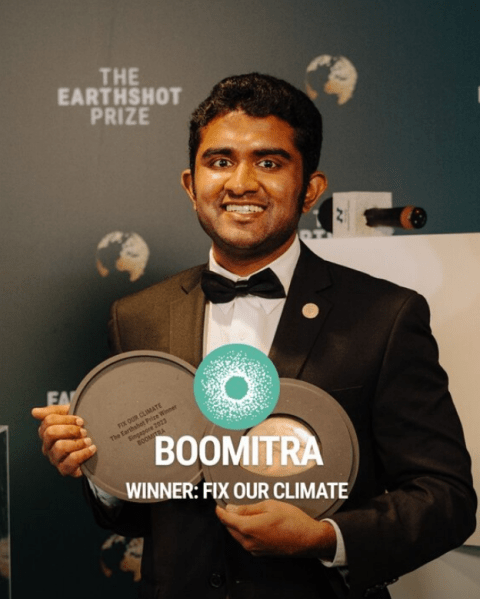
224, 204, 265, 214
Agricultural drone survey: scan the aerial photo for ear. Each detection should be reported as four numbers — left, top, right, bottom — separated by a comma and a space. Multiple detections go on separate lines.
301, 171, 328, 214
181, 169, 197, 210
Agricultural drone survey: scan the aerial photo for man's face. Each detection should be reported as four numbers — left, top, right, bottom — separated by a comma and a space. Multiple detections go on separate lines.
182, 111, 326, 270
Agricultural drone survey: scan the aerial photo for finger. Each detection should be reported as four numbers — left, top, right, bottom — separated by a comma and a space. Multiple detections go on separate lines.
38, 414, 84, 439
56, 444, 97, 477
216, 505, 241, 530
31, 405, 70, 420
216, 505, 229, 521
41, 425, 87, 453
215, 505, 248, 528
225, 502, 269, 516
216, 505, 263, 532
48, 437, 93, 466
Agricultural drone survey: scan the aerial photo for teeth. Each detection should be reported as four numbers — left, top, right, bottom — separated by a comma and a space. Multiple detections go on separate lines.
226, 205, 264, 213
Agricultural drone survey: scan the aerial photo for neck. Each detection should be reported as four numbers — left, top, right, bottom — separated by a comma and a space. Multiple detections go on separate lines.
212, 235, 296, 276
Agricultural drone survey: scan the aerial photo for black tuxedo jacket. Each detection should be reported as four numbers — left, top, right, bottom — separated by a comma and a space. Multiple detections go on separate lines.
87, 242, 476, 599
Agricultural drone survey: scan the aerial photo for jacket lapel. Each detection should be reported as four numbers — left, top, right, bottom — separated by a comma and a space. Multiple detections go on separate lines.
168, 244, 333, 376
169, 266, 206, 368
269, 243, 333, 378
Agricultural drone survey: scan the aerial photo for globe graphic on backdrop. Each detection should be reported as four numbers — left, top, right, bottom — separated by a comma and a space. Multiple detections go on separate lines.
96, 232, 149, 282
305, 55, 358, 105
100, 535, 143, 582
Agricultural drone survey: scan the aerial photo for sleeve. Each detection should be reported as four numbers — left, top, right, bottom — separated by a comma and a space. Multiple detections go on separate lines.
331, 293, 476, 598
320, 518, 347, 567
87, 479, 121, 507
83, 477, 150, 538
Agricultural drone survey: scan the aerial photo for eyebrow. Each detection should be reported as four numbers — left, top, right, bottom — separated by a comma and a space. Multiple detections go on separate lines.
254, 148, 292, 160
200, 147, 293, 160
201, 147, 234, 159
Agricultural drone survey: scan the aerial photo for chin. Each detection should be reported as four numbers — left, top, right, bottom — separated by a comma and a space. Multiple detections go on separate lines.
221, 239, 286, 261
210, 231, 266, 253
222, 241, 264, 255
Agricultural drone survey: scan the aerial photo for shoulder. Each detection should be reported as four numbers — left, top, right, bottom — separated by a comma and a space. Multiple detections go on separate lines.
331, 259, 429, 320
113, 263, 206, 315
328, 259, 415, 299
298, 242, 427, 324
301, 241, 418, 298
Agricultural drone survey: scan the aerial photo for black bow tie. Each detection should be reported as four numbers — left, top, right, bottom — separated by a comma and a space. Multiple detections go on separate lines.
201, 268, 286, 304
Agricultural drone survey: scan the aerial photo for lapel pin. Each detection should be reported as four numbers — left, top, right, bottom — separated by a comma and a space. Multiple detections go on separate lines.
302, 303, 319, 319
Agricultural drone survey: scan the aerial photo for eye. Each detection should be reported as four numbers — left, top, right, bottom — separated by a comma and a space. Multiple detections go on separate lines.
211, 158, 232, 168
258, 159, 278, 169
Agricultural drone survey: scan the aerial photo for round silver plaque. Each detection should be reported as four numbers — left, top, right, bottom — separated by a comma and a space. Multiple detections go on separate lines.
69, 351, 207, 503
202, 378, 359, 519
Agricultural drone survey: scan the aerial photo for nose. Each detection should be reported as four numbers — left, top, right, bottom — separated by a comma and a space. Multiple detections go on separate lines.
224, 162, 259, 196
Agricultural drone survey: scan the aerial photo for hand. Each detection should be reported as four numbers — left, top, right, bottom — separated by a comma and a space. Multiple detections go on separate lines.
31, 404, 96, 478
215, 499, 336, 559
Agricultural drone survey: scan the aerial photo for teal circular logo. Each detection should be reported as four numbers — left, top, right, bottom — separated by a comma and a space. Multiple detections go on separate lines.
194, 344, 280, 430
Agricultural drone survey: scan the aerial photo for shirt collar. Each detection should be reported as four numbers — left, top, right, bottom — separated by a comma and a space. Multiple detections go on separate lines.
208, 235, 300, 312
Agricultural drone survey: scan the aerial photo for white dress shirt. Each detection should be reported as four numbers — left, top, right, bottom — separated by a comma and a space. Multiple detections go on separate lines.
204, 236, 300, 356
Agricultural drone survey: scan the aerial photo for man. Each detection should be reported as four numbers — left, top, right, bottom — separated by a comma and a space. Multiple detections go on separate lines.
33, 73, 476, 599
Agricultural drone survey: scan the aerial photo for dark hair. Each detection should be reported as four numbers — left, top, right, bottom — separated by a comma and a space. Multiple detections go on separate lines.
188, 73, 323, 180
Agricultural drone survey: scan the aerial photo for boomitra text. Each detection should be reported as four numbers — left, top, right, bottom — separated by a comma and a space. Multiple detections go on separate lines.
155, 435, 323, 467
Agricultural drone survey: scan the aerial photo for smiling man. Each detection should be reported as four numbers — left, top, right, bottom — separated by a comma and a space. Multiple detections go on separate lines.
33, 73, 475, 599
181, 110, 326, 274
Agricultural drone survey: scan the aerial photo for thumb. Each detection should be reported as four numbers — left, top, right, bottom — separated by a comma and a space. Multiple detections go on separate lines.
226, 502, 268, 516
31, 404, 71, 420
